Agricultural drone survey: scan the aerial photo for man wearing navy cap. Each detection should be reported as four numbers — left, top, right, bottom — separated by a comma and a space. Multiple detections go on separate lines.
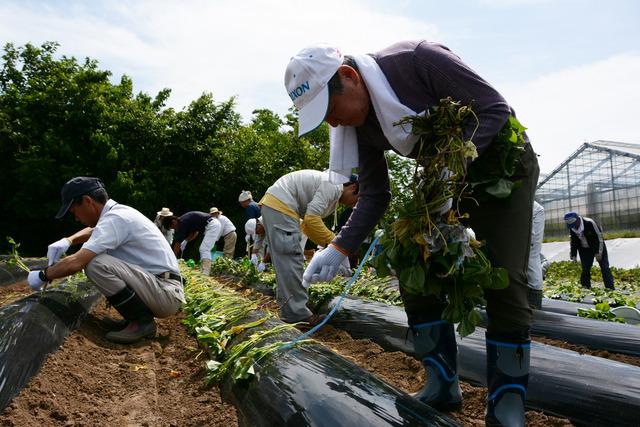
564, 212, 615, 290
27, 177, 184, 343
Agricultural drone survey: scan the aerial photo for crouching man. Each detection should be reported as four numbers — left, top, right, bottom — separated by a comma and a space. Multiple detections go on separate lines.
28, 177, 184, 344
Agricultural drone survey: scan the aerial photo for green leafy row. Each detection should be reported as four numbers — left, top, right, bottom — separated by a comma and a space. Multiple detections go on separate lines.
181, 264, 312, 384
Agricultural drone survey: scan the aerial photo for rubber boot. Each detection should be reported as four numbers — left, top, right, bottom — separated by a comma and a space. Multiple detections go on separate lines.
201, 258, 212, 276
412, 321, 462, 411
105, 287, 156, 344
485, 335, 530, 427
527, 288, 542, 310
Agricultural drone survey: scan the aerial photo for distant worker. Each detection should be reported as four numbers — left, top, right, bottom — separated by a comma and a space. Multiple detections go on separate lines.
209, 207, 237, 258
527, 201, 545, 309
164, 211, 221, 276
259, 169, 359, 324
239, 190, 262, 254
245, 216, 267, 271
238, 190, 261, 221
28, 177, 183, 344
564, 212, 615, 290
154, 207, 175, 245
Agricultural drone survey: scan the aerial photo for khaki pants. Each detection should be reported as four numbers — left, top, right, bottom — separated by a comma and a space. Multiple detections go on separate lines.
261, 205, 311, 322
222, 231, 237, 258
85, 253, 184, 318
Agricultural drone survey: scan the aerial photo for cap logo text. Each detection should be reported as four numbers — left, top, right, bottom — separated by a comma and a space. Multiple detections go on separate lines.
289, 81, 310, 101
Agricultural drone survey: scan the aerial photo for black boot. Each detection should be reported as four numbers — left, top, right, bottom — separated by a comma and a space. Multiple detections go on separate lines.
485, 335, 530, 427
412, 321, 462, 411
105, 287, 156, 344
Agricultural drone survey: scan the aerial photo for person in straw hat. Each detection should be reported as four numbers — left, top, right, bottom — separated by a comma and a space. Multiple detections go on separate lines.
209, 207, 237, 258
154, 207, 175, 244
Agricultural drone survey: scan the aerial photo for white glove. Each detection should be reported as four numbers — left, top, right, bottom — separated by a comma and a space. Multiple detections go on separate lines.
28, 270, 46, 291
303, 245, 346, 284
47, 238, 71, 266
250, 253, 259, 266
570, 256, 577, 262
245, 234, 251, 243
180, 240, 188, 251
257, 262, 266, 272
337, 256, 352, 277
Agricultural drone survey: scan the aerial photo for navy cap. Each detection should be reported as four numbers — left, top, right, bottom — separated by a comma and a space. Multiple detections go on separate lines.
564, 211, 579, 229
55, 177, 104, 219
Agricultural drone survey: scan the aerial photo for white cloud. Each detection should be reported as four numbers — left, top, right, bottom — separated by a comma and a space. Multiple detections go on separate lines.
501, 54, 640, 173
0, 0, 438, 121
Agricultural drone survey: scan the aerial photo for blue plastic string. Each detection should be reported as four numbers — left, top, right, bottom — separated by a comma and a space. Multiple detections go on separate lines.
282, 234, 381, 350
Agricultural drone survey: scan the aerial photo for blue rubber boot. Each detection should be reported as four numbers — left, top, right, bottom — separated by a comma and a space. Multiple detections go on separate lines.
412, 321, 462, 411
485, 335, 530, 427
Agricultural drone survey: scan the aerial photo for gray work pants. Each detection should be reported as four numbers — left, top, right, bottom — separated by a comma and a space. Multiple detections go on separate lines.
261, 205, 311, 322
84, 253, 184, 318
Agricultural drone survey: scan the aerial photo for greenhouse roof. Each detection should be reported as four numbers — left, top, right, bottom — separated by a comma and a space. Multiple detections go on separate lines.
536, 140, 640, 203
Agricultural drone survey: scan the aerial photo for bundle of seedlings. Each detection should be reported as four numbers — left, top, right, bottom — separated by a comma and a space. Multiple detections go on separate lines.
181, 265, 313, 383
372, 97, 527, 336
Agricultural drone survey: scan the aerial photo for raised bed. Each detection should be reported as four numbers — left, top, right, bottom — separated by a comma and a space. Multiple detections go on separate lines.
0, 279, 102, 411
319, 296, 640, 427
184, 271, 460, 427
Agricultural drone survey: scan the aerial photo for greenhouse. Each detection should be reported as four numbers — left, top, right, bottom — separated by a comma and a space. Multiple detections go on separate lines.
537, 140, 640, 238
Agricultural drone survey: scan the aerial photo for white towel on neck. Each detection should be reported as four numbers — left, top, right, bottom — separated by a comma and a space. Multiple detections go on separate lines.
327, 54, 423, 183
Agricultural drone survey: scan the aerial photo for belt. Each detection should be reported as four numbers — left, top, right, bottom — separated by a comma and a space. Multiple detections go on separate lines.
157, 272, 181, 282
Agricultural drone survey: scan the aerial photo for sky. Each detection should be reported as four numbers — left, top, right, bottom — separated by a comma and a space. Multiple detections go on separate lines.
1, 0, 639, 174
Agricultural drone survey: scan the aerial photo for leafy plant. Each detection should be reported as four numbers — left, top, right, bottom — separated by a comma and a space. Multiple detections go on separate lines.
373, 98, 526, 336
577, 302, 626, 323
5, 236, 30, 272
181, 263, 313, 385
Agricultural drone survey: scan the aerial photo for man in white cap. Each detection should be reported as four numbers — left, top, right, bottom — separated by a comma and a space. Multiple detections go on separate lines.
209, 207, 237, 258
258, 169, 359, 325
284, 41, 539, 425
154, 207, 175, 244
238, 190, 261, 221
27, 177, 183, 344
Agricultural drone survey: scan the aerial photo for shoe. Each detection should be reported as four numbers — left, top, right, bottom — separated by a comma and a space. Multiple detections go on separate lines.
106, 320, 157, 344
101, 316, 128, 330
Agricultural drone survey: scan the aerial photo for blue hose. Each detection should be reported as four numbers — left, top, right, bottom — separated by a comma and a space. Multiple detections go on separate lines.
282, 234, 381, 350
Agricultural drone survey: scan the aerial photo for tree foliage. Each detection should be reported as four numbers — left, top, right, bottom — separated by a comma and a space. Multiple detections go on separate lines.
0, 42, 329, 255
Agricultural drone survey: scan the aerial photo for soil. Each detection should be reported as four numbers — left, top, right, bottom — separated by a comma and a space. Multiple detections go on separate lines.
3, 276, 637, 426
0, 297, 239, 427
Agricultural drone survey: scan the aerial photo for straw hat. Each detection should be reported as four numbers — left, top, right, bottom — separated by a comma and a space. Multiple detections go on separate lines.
209, 207, 222, 215
157, 207, 173, 216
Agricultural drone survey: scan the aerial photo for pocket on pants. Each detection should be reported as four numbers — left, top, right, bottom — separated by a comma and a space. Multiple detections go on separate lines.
271, 224, 302, 256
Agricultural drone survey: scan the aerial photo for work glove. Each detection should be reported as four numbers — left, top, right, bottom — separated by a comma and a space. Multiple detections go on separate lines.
250, 253, 259, 266
27, 270, 46, 291
257, 262, 266, 273
570, 256, 577, 262
595, 253, 602, 262
303, 245, 346, 284
47, 238, 71, 266
179, 240, 188, 252
336, 256, 352, 277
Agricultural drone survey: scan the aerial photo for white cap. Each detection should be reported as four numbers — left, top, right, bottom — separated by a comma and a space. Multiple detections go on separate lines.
284, 44, 342, 137
245, 218, 257, 237
238, 190, 252, 202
